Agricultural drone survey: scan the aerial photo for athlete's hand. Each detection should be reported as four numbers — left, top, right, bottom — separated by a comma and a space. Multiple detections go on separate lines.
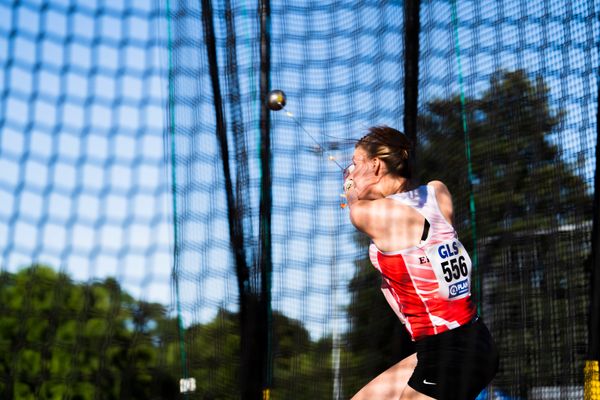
348, 170, 379, 200
343, 178, 354, 192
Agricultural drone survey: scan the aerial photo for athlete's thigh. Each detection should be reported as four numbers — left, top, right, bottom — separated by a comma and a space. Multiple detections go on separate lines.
400, 384, 436, 400
351, 353, 418, 400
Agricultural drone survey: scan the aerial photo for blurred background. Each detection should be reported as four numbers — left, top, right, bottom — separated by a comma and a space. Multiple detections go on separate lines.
0, 0, 598, 399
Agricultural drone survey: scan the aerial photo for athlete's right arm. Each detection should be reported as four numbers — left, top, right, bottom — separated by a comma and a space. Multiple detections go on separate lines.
348, 196, 399, 240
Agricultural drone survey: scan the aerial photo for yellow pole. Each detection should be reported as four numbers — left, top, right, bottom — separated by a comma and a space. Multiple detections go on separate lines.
585, 360, 600, 400
262, 388, 271, 400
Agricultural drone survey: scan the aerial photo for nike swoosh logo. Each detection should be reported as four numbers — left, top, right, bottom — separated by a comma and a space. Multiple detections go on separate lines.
423, 380, 437, 385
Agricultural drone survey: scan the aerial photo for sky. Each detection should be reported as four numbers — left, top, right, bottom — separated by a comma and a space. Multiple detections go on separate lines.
0, 0, 174, 304
0, 0, 598, 340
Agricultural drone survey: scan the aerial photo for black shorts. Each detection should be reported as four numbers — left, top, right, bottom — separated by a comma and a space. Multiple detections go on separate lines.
407, 317, 499, 400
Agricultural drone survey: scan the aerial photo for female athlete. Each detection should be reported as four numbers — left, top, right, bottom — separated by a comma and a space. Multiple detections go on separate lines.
344, 126, 498, 400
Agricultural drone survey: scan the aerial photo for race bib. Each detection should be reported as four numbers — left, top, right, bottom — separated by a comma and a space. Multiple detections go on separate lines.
425, 239, 472, 300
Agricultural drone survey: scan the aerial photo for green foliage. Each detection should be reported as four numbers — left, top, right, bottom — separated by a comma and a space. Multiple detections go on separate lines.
178, 308, 334, 399
270, 313, 333, 399
0, 265, 335, 399
0, 265, 178, 399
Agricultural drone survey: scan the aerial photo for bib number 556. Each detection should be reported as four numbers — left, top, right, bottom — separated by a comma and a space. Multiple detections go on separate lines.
440, 256, 469, 282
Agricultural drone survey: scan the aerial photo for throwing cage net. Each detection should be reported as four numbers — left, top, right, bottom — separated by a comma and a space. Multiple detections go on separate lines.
0, 0, 599, 399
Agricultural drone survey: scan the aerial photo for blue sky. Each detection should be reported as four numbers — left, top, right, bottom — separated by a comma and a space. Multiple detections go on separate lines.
0, 0, 173, 304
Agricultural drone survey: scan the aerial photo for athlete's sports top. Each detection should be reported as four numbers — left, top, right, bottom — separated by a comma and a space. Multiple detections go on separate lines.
368, 184, 477, 341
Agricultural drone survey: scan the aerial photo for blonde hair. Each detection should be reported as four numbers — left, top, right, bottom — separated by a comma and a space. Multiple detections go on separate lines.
356, 125, 413, 179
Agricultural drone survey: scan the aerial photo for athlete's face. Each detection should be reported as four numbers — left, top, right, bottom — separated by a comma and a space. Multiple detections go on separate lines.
344, 147, 381, 199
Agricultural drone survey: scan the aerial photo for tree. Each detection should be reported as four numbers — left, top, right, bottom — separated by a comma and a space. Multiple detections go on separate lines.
0, 265, 179, 399
418, 70, 589, 237
180, 308, 333, 399
270, 311, 333, 399
0, 265, 336, 399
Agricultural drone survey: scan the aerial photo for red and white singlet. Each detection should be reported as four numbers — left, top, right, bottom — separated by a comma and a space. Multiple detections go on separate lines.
369, 184, 477, 341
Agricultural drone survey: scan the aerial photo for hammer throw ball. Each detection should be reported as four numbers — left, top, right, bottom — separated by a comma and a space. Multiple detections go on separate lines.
266, 89, 287, 111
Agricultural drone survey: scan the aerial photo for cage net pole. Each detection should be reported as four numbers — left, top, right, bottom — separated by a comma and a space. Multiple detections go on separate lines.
450, 0, 480, 310
165, 0, 190, 391
403, 0, 421, 148
258, 0, 274, 397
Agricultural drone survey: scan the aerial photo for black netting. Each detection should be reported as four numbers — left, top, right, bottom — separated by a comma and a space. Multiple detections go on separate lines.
1, 0, 599, 399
